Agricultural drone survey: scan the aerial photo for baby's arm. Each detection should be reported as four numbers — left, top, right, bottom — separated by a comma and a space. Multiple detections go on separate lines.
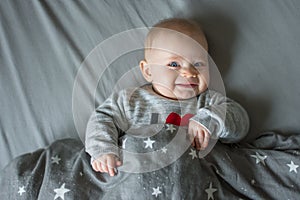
188, 120, 210, 150
85, 91, 129, 173
92, 154, 122, 176
191, 91, 249, 144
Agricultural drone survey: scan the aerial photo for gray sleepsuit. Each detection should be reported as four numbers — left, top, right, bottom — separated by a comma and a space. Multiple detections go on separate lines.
85, 84, 249, 161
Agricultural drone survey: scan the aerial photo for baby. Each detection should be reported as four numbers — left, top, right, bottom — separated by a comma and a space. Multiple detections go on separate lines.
85, 18, 249, 176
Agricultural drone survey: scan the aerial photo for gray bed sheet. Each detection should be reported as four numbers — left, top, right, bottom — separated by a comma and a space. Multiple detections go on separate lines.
1, 131, 300, 199
1, 0, 300, 172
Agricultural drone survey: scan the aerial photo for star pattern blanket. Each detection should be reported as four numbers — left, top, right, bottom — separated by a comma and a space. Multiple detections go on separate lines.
1, 129, 300, 199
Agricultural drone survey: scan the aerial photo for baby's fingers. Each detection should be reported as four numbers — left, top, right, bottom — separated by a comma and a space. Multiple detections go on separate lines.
200, 130, 210, 150
92, 161, 100, 172
92, 160, 105, 172
188, 124, 196, 146
107, 156, 117, 176
194, 130, 204, 150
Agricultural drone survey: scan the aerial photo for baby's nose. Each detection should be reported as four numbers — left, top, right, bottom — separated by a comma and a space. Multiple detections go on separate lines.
179, 66, 198, 78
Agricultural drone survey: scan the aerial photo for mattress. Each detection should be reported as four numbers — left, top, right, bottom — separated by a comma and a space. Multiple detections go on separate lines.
1, 0, 300, 173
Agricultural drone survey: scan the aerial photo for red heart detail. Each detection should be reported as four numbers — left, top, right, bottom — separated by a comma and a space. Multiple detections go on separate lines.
165, 112, 194, 126
165, 112, 181, 126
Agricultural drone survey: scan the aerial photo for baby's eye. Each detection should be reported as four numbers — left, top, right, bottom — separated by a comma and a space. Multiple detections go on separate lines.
168, 61, 180, 67
194, 62, 205, 67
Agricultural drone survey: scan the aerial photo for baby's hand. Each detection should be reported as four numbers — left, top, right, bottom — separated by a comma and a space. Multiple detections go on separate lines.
188, 120, 210, 150
92, 154, 122, 176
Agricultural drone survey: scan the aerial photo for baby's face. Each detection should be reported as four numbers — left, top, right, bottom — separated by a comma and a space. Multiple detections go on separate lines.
141, 30, 209, 100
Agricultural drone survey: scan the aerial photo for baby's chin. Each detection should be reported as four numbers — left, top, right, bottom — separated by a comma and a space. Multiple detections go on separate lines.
167, 90, 197, 100
173, 88, 204, 100
153, 85, 204, 100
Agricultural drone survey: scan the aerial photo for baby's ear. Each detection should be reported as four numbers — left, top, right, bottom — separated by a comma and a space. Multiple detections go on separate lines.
139, 60, 152, 82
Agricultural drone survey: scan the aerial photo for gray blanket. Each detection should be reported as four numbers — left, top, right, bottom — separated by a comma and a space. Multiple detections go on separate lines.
1, 131, 299, 199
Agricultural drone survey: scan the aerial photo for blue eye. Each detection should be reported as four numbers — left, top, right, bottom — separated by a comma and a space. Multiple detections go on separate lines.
168, 62, 180, 67
194, 62, 205, 67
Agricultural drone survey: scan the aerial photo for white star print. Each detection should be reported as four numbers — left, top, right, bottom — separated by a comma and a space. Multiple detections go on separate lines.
161, 147, 167, 153
287, 161, 299, 173
166, 124, 176, 133
18, 186, 26, 196
144, 137, 155, 149
189, 148, 198, 159
54, 183, 70, 200
51, 155, 61, 164
250, 152, 267, 165
152, 186, 162, 197
205, 182, 217, 200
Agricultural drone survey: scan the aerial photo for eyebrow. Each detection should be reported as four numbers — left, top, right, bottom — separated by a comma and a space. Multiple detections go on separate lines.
167, 55, 182, 60
167, 54, 206, 64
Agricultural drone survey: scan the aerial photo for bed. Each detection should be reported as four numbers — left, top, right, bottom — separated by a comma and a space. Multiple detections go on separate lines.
1, 0, 300, 199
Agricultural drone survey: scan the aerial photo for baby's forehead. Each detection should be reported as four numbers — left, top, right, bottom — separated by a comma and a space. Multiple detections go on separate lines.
147, 27, 203, 40
145, 27, 207, 50
145, 28, 207, 53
